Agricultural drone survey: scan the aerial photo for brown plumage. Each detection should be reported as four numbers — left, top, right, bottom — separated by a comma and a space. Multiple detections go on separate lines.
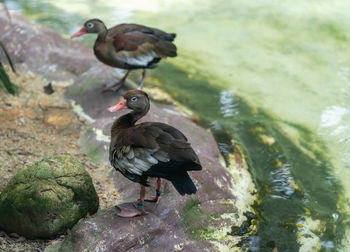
72, 19, 177, 91
108, 90, 201, 217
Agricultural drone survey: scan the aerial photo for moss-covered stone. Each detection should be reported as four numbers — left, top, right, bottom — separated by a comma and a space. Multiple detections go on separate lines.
0, 155, 99, 238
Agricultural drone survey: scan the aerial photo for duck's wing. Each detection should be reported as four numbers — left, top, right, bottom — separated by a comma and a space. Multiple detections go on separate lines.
109, 123, 201, 186
109, 23, 176, 41
108, 26, 177, 69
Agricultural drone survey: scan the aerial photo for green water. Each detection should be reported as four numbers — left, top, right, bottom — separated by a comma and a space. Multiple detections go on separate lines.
5, 0, 350, 250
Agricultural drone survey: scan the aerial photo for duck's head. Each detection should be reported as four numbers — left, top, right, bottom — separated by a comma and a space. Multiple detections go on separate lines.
71, 19, 106, 38
108, 90, 150, 113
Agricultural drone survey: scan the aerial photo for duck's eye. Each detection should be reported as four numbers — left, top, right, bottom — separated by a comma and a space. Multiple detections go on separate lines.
87, 22, 94, 29
131, 97, 137, 102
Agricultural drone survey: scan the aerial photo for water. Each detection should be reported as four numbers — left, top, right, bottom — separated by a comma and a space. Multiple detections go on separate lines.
4, 0, 350, 250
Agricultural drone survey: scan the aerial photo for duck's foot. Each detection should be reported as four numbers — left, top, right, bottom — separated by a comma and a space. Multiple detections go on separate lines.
102, 80, 124, 92
115, 205, 148, 218
144, 196, 161, 204
103, 70, 131, 92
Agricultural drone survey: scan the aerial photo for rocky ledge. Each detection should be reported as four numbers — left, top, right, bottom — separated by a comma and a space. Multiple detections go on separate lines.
0, 13, 256, 251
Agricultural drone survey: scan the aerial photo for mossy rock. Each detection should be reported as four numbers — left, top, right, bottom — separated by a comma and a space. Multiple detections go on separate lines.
0, 155, 99, 238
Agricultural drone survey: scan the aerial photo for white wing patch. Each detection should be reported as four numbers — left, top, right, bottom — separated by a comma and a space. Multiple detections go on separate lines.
111, 146, 170, 177
116, 51, 158, 67
126, 51, 158, 66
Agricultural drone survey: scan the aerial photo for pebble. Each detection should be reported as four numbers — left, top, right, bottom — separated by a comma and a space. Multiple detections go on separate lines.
19, 118, 26, 125
9, 233, 20, 238
18, 236, 26, 242
44, 110, 72, 127
0, 237, 6, 244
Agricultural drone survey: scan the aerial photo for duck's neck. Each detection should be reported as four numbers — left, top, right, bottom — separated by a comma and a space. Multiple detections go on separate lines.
96, 24, 108, 42
112, 108, 149, 131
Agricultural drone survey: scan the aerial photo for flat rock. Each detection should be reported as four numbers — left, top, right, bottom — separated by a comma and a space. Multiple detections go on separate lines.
0, 155, 99, 239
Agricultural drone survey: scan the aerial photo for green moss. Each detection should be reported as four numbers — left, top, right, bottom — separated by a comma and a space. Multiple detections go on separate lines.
0, 155, 99, 238
182, 198, 218, 240
86, 146, 100, 163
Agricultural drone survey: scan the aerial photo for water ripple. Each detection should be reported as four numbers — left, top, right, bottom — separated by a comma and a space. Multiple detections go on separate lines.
320, 106, 350, 128
270, 164, 295, 197
219, 90, 239, 118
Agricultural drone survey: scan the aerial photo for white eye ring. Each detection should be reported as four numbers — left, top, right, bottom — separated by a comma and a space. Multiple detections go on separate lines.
87, 22, 94, 29
131, 97, 137, 102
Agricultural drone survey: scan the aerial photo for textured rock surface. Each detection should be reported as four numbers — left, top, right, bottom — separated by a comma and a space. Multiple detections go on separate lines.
0, 155, 99, 238
0, 13, 256, 251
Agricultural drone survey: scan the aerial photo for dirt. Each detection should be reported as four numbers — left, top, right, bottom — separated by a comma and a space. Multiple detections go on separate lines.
0, 66, 117, 251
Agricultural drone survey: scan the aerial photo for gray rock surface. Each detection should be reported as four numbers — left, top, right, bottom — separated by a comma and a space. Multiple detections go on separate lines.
0, 155, 99, 238
0, 13, 256, 251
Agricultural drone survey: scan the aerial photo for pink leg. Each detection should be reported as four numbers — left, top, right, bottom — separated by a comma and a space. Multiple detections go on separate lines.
103, 70, 131, 92
116, 185, 148, 218
137, 69, 147, 90
144, 178, 161, 203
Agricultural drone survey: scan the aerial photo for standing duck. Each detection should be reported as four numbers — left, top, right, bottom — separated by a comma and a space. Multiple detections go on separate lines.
108, 90, 202, 217
72, 19, 177, 91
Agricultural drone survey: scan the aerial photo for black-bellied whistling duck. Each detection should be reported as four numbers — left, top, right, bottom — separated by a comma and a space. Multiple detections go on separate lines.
71, 19, 177, 91
108, 90, 202, 217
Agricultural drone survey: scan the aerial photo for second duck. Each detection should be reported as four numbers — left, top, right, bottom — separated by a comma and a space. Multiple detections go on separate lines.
72, 19, 177, 91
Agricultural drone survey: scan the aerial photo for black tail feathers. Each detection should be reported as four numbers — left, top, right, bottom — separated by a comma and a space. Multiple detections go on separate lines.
170, 172, 197, 195
166, 33, 176, 41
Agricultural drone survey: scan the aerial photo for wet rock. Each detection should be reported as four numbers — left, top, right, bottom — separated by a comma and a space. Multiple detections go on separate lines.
44, 110, 71, 127
0, 155, 99, 238
228, 211, 256, 236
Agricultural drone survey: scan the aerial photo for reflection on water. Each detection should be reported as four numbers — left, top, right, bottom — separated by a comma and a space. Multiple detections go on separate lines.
219, 90, 239, 118
4, 0, 350, 250
270, 164, 295, 198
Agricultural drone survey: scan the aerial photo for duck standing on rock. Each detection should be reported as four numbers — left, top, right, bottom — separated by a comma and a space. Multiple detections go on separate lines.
71, 19, 177, 91
108, 90, 202, 217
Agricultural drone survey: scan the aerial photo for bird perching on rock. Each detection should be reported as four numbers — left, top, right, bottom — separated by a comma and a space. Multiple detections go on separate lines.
71, 19, 177, 91
108, 90, 202, 217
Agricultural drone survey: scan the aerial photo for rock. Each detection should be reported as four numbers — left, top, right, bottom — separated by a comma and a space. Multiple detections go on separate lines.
44, 110, 71, 127
0, 155, 99, 238
17, 236, 26, 242
8, 233, 20, 239
43, 83, 54, 95
45, 206, 216, 252
0, 237, 5, 245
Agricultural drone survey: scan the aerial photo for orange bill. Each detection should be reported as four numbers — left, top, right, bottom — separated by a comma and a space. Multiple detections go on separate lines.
108, 98, 127, 112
